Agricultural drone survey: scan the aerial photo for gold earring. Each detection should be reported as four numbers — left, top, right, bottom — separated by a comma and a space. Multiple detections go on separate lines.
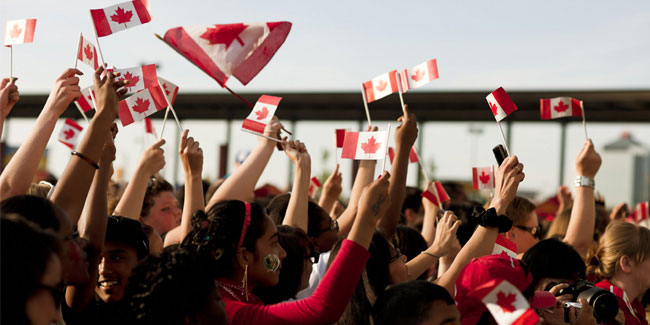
242, 264, 249, 302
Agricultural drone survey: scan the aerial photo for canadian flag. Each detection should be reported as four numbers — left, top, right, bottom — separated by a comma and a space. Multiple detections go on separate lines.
4, 19, 36, 46
387, 147, 418, 164
74, 86, 96, 112
540, 97, 583, 120
472, 166, 495, 190
241, 95, 282, 135
162, 22, 292, 87
90, 0, 152, 37
76, 34, 99, 70
421, 181, 450, 207
469, 279, 539, 325
308, 177, 322, 197
144, 117, 157, 138
362, 70, 399, 103
492, 235, 518, 258
111, 64, 158, 93
335, 129, 348, 148
341, 130, 389, 160
486, 87, 518, 122
158, 76, 179, 106
399, 59, 439, 92
118, 86, 167, 127
58, 118, 83, 150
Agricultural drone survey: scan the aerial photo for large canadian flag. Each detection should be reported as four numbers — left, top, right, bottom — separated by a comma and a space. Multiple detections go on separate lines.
58, 118, 83, 150
472, 166, 495, 190
162, 22, 292, 87
4, 19, 36, 46
90, 0, 152, 37
76, 34, 99, 70
421, 181, 450, 207
74, 86, 96, 112
111, 64, 158, 93
486, 87, 518, 122
492, 235, 517, 258
470, 279, 539, 325
241, 95, 282, 135
362, 70, 399, 103
118, 86, 167, 126
540, 97, 583, 120
387, 147, 418, 164
158, 76, 179, 106
399, 59, 439, 92
341, 130, 389, 160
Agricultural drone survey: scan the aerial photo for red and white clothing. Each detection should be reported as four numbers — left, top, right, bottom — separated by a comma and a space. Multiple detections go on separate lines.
595, 279, 647, 325
217, 239, 369, 325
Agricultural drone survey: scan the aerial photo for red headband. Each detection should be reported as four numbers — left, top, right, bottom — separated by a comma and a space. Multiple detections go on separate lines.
237, 202, 251, 250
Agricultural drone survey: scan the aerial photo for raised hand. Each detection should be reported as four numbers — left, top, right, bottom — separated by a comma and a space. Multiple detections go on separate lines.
394, 104, 418, 149
609, 202, 628, 222
428, 211, 461, 257
93, 65, 128, 117
260, 116, 284, 146
491, 156, 525, 215
179, 130, 203, 177
44, 68, 83, 116
0, 78, 19, 119
557, 185, 573, 210
575, 139, 601, 178
319, 164, 342, 212
282, 139, 311, 168
358, 171, 391, 223
139, 139, 166, 177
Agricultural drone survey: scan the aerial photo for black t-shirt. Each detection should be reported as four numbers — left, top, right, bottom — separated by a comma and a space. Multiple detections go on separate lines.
62, 295, 131, 325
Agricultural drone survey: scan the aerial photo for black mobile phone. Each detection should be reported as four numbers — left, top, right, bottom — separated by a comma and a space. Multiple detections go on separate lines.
493, 144, 508, 166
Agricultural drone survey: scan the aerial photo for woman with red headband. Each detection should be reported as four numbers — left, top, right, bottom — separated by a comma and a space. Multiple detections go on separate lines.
182, 172, 391, 325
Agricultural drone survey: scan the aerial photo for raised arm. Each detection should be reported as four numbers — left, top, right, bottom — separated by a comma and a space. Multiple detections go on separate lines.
66, 136, 115, 310
380, 105, 418, 238
563, 139, 601, 257
0, 77, 19, 140
436, 156, 524, 296
336, 149, 377, 238
171, 130, 204, 245
113, 139, 166, 219
206, 117, 283, 208
421, 181, 440, 246
406, 210, 460, 280
0, 69, 81, 198
281, 140, 311, 232
318, 164, 342, 215
50, 66, 126, 224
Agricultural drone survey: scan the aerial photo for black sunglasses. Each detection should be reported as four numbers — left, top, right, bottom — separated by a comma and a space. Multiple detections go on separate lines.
389, 248, 403, 264
514, 225, 541, 238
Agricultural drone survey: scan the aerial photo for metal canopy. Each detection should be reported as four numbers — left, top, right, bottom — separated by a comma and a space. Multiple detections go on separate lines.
11, 89, 650, 122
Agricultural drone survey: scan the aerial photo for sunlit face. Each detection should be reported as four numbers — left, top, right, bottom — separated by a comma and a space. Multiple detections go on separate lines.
248, 216, 287, 288
26, 253, 62, 325
96, 242, 140, 303
55, 206, 89, 284
388, 244, 408, 285
512, 211, 540, 254
144, 191, 181, 234
420, 300, 461, 325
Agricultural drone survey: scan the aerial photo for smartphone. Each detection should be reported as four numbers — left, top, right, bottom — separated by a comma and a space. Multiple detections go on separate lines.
492, 144, 508, 166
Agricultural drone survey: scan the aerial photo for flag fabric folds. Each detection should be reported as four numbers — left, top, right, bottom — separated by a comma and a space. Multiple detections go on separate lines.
362, 70, 399, 103
486, 87, 517, 122
241, 95, 282, 135
111, 64, 158, 93
341, 130, 389, 160
58, 118, 83, 150
90, 0, 152, 37
118, 86, 167, 126
421, 181, 450, 207
158, 76, 179, 106
399, 58, 438, 92
540, 97, 583, 120
77, 34, 99, 70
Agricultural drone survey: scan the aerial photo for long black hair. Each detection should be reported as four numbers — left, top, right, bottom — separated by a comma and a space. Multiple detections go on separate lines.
1, 195, 61, 231
181, 200, 268, 278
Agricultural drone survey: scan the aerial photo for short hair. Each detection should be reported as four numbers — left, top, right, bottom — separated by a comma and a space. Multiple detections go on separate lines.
141, 178, 174, 218
505, 196, 537, 226
266, 193, 330, 238
106, 216, 150, 260
372, 281, 455, 325
521, 238, 586, 288
1, 195, 61, 231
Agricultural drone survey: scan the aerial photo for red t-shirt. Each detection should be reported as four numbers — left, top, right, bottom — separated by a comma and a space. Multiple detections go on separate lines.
218, 239, 370, 325
595, 279, 648, 325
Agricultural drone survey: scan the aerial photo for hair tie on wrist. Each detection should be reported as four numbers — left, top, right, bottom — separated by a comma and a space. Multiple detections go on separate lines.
473, 207, 513, 233
71, 151, 99, 169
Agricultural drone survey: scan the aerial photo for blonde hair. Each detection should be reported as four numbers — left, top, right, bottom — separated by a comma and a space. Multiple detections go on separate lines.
505, 196, 537, 226
586, 221, 650, 281
546, 208, 571, 239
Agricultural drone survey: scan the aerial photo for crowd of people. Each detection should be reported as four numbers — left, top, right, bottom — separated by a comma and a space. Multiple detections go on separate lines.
1, 66, 649, 325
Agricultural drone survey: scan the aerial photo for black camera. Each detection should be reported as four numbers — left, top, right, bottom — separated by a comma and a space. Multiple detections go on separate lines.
545, 280, 618, 323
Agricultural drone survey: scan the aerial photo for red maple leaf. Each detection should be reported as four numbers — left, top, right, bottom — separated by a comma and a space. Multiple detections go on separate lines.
200, 23, 247, 49
480, 170, 490, 184
132, 97, 150, 114
162, 83, 170, 96
63, 129, 75, 140
8, 24, 22, 39
110, 6, 133, 27
376, 80, 388, 92
254, 106, 269, 120
361, 136, 381, 154
118, 72, 140, 90
84, 44, 94, 61
496, 291, 517, 313
553, 101, 569, 113
411, 69, 425, 82
489, 101, 499, 115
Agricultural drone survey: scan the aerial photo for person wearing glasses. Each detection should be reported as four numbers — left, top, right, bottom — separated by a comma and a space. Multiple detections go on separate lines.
502, 196, 540, 256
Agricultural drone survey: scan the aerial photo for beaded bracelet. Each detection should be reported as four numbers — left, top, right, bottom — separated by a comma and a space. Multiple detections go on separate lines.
71, 151, 99, 169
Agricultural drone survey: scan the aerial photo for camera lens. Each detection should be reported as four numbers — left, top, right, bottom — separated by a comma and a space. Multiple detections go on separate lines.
577, 288, 619, 323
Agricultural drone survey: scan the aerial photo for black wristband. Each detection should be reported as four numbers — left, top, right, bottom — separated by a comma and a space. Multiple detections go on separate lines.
71, 151, 99, 169
473, 207, 513, 233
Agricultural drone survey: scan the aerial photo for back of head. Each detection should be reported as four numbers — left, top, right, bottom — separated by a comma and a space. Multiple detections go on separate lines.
392, 225, 428, 280
124, 247, 226, 325
587, 221, 650, 281
505, 196, 537, 226
106, 216, 150, 260
1, 215, 61, 325
522, 238, 586, 289
266, 193, 330, 238
1, 195, 60, 231
372, 281, 455, 325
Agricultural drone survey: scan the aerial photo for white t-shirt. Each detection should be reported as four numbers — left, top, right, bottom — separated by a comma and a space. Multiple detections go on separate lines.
296, 251, 331, 300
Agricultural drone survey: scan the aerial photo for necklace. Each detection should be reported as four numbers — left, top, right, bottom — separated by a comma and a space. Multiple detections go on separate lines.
216, 280, 247, 302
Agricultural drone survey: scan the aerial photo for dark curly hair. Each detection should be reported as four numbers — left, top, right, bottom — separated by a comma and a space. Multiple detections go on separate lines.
266, 194, 331, 239
141, 177, 174, 218
181, 200, 268, 278
255, 225, 311, 303
123, 246, 225, 324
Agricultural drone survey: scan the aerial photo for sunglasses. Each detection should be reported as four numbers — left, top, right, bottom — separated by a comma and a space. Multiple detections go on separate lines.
316, 218, 339, 236
389, 248, 404, 264
514, 225, 541, 238
306, 249, 320, 264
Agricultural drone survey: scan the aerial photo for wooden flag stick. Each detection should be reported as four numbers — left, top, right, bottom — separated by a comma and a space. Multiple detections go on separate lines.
361, 85, 372, 126
580, 100, 588, 140
497, 121, 511, 157
241, 128, 283, 143
160, 106, 171, 139
10, 46, 13, 80
412, 146, 430, 183
381, 123, 392, 173
396, 75, 407, 115
156, 80, 183, 132
334, 130, 338, 166
76, 106, 89, 123
74, 32, 81, 69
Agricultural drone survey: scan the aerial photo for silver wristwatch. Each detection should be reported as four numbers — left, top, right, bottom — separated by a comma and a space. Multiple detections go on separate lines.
575, 176, 595, 189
